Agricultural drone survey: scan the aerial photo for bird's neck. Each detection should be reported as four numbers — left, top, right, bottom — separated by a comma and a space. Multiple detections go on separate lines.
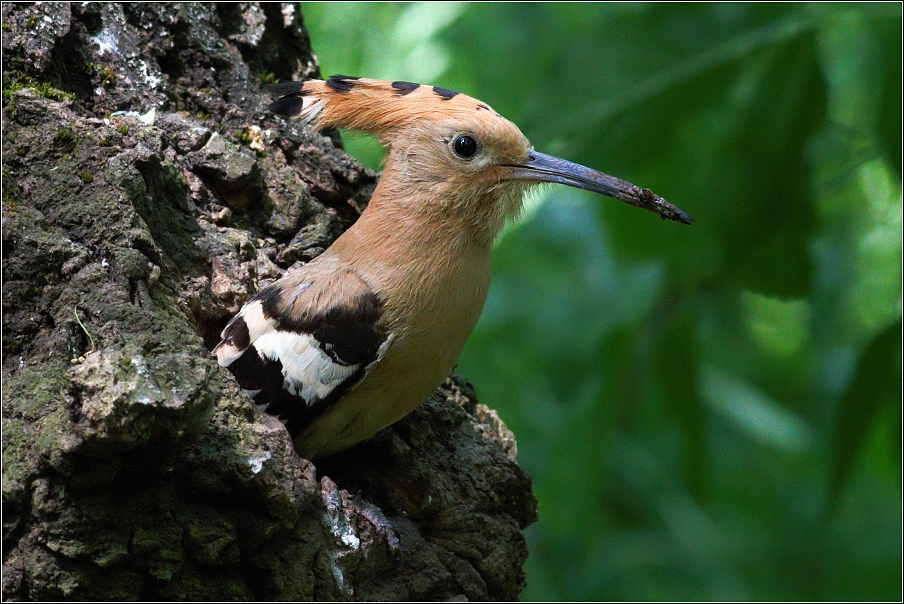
335, 179, 495, 264
329, 178, 496, 297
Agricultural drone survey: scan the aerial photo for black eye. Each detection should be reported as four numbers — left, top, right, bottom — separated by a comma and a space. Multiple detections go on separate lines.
452, 135, 478, 159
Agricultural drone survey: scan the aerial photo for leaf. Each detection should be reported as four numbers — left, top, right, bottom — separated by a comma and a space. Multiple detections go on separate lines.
828, 318, 903, 511
651, 301, 706, 501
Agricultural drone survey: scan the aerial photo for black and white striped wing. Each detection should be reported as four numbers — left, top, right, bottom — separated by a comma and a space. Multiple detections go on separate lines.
212, 269, 391, 436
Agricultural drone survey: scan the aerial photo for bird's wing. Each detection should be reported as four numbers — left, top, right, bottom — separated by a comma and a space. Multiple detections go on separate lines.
212, 263, 392, 437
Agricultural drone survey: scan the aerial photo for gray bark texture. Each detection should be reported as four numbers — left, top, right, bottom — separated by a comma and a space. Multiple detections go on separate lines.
1, 3, 537, 600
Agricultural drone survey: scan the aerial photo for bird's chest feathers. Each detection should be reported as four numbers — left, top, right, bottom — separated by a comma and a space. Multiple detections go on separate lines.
381, 243, 491, 350
333, 201, 494, 371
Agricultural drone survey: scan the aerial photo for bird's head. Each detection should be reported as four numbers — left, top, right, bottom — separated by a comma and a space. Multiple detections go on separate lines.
268, 76, 692, 241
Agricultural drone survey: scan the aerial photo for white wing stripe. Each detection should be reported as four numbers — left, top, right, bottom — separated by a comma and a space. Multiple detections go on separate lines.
240, 300, 276, 342
253, 331, 359, 403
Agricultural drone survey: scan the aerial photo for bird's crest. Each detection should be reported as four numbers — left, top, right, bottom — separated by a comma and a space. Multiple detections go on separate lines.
266, 75, 509, 138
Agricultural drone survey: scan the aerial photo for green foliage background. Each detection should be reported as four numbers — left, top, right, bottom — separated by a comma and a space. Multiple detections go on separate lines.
302, 3, 902, 600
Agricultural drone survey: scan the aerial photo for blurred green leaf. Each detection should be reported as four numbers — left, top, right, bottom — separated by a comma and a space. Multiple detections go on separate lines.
829, 318, 902, 511
702, 367, 815, 452
651, 300, 706, 501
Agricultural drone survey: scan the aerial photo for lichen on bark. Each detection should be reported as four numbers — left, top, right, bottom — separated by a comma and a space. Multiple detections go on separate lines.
2, 3, 537, 601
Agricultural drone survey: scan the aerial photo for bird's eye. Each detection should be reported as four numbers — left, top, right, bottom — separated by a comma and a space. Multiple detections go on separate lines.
452, 135, 478, 159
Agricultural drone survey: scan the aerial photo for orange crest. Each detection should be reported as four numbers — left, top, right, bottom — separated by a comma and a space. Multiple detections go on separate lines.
267, 76, 508, 139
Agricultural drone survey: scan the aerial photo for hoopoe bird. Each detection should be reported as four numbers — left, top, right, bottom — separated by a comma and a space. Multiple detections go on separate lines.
213, 76, 693, 460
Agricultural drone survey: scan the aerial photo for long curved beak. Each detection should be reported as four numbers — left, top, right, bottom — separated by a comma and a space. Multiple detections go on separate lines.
502, 151, 693, 225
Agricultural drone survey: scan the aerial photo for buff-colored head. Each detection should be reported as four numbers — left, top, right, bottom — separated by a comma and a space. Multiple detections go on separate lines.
268, 76, 693, 237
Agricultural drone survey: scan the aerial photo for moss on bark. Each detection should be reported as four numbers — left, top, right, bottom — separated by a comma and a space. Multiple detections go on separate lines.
2, 3, 536, 600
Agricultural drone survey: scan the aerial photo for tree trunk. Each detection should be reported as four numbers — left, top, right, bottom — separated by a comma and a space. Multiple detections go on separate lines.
1, 3, 537, 600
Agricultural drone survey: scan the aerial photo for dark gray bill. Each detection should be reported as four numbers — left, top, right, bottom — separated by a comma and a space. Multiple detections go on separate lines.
502, 151, 693, 225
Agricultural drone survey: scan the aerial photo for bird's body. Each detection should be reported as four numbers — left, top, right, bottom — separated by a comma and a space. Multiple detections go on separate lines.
214, 76, 692, 459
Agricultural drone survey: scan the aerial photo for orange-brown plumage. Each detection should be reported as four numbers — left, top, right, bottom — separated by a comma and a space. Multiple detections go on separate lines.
214, 76, 692, 459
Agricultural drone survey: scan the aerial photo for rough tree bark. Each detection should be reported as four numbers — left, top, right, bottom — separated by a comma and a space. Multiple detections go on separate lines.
1, 3, 537, 600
